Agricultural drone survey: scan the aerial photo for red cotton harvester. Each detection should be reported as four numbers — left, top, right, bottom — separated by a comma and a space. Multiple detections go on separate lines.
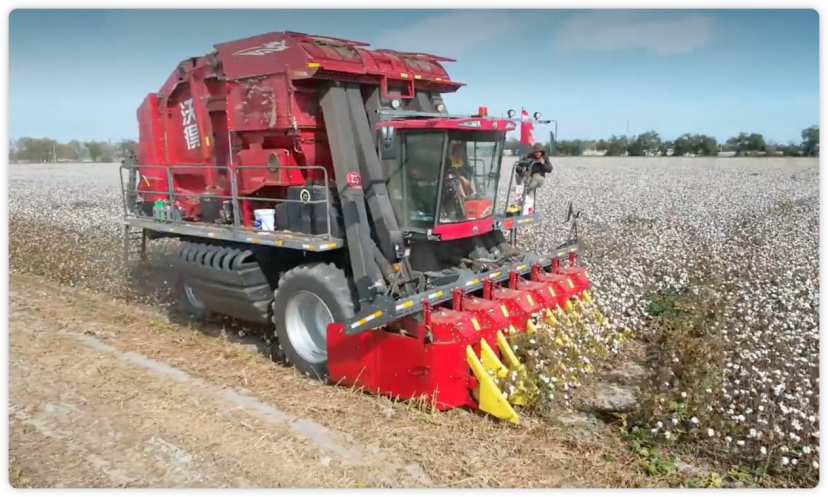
121, 31, 593, 425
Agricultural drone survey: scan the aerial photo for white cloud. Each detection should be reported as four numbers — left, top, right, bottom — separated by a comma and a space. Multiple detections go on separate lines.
372, 10, 540, 56
553, 10, 715, 55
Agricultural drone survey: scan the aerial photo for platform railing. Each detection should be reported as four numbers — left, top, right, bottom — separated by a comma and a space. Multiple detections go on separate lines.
119, 163, 334, 240
502, 159, 537, 215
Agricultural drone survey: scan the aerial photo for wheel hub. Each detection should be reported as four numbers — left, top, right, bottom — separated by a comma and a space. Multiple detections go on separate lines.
284, 291, 333, 364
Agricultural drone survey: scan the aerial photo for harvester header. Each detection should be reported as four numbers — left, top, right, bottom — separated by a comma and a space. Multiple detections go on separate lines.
123, 30, 591, 426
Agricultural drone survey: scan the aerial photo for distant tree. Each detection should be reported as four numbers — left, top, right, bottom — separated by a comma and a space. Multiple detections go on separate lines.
801, 125, 819, 156
85, 141, 105, 162
782, 142, 802, 156
117, 139, 137, 159
727, 132, 765, 156
552, 140, 584, 157
64, 140, 84, 161
694, 134, 719, 156
16, 137, 58, 162
595, 139, 608, 152
605, 135, 630, 156
672, 133, 694, 156
628, 130, 661, 156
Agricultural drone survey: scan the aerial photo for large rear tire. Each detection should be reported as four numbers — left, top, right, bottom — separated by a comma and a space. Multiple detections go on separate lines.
271, 263, 355, 380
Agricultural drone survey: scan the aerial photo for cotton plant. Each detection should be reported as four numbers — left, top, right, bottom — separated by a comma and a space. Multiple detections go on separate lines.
517, 160, 819, 481
505, 296, 634, 409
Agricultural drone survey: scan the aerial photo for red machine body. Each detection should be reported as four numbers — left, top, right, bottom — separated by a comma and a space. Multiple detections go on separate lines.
135, 31, 466, 226
133, 30, 592, 424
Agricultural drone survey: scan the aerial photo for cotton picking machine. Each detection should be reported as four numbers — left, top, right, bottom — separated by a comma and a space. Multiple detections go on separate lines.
122, 31, 593, 425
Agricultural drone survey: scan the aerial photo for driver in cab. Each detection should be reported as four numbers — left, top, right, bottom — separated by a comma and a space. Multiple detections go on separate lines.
445, 142, 480, 200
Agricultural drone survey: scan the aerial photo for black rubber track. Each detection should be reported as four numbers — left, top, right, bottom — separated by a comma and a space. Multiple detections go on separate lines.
270, 262, 356, 380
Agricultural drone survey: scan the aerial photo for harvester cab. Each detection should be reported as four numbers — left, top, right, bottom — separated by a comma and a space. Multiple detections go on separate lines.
120, 30, 593, 426
374, 106, 508, 233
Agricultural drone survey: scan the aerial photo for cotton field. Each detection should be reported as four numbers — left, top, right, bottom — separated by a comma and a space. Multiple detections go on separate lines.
518, 156, 819, 484
8, 157, 820, 487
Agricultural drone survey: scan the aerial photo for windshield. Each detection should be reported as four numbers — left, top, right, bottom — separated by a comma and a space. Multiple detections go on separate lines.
385, 129, 504, 231
438, 130, 504, 224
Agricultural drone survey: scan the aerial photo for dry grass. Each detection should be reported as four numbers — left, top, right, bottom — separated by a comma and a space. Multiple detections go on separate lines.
10, 271, 655, 488
9, 463, 49, 489
8, 282, 425, 488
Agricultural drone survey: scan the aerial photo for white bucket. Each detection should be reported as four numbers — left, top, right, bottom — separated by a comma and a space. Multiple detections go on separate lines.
253, 209, 276, 231
522, 193, 535, 215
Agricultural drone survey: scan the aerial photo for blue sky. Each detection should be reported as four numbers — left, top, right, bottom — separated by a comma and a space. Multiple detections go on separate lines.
9, 9, 820, 144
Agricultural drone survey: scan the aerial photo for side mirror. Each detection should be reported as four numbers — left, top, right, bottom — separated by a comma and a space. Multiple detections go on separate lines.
549, 130, 556, 155
379, 125, 398, 161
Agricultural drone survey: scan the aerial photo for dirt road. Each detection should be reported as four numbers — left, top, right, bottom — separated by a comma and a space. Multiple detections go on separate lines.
8, 274, 432, 488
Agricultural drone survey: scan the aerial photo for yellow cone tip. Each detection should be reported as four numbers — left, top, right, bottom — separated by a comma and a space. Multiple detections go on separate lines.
544, 308, 557, 326
496, 331, 521, 370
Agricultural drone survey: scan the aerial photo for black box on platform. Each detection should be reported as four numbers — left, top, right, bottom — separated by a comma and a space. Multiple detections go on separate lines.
283, 186, 343, 237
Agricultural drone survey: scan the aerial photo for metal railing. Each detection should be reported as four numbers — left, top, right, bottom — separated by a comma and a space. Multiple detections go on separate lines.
119, 163, 335, 239
502, 159, 537, 215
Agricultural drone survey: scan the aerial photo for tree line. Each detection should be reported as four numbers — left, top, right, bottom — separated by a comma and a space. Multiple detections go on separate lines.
9, 138, 137, 163
507, 125, 820, 157
9, 125, 819, 163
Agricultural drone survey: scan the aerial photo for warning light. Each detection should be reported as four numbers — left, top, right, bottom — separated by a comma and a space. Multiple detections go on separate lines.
478, 106, 488, 116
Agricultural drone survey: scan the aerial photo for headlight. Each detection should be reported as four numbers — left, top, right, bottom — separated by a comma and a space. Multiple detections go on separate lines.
507, 109, 516, 118
533, 111, 542, 120
390, 99, 401, 109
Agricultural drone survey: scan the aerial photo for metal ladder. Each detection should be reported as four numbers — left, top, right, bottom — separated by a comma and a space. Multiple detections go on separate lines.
122, 224, 147, 264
